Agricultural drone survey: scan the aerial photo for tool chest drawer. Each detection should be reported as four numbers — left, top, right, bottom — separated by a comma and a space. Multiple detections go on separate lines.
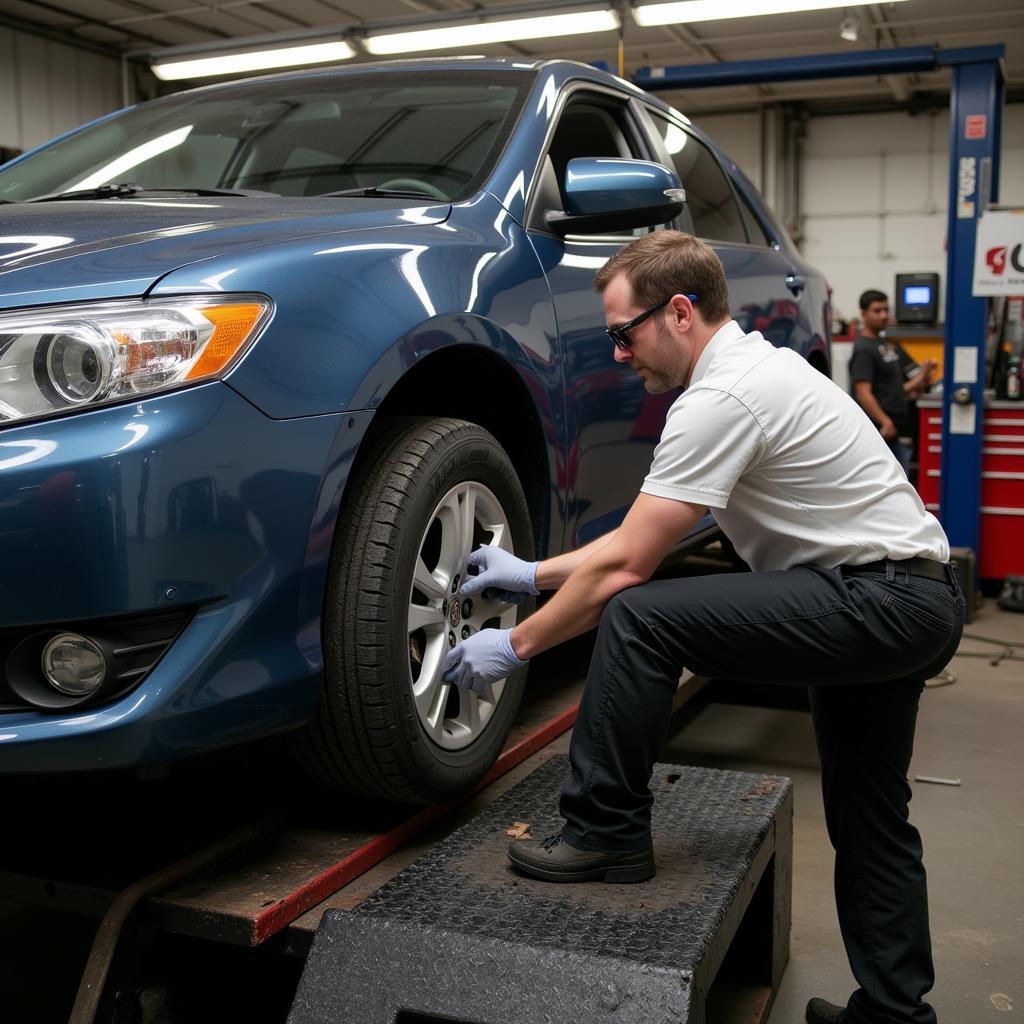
917, 402, 1024, 579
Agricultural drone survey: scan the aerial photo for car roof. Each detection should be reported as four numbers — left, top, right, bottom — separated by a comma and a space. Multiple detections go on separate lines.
155, 56, 675, 116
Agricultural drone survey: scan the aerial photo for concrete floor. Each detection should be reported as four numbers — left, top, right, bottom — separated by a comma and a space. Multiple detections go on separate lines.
661, 599, 1024, 1024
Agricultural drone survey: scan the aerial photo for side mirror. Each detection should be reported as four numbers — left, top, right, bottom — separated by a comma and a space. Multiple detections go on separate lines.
546, 158, 685, 237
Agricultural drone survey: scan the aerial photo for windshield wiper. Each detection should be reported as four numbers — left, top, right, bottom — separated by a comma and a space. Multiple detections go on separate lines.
318, 186, 443, 201
26, 183, 280, 203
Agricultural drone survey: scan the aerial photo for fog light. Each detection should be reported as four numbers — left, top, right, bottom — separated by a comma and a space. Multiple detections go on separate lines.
41, 633, 107, 696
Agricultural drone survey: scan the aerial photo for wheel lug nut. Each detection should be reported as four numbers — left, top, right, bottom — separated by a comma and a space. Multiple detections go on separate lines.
448, 631, 456, 648
442, 600, 448, 616
462, 600, 473, 618
461, 626, 471, 640
451, 575, 460, 594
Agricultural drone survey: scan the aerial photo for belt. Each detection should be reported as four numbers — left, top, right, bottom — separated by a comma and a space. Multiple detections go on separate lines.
841, 557, 950, 583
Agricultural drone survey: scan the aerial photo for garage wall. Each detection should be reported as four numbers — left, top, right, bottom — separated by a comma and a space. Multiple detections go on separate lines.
693, 103, 1024, 327
800, 103, 1024, 325
0, 27, 124, 156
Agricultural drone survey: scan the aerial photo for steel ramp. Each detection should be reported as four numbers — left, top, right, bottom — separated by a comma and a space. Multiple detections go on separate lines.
289, 755, 793, 1024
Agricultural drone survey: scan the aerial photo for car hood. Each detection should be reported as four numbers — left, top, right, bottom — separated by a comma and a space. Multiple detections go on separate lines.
0, 196, 451, 311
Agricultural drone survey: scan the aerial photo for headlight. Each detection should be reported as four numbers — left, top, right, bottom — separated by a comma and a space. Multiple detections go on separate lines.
0, 295, 272, 425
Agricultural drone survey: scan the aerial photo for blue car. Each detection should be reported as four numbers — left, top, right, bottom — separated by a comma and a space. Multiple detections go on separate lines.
0, 59, 830, 800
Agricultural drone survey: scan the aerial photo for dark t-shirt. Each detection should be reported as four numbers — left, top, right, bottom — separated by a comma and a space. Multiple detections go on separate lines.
849, 333, 906, 422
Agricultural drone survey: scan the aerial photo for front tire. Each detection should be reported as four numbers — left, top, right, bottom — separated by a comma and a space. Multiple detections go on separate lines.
294, 416, 535, 801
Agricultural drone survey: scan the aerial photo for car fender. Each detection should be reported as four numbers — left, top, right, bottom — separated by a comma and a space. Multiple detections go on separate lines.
144, 194, 562, 656
294, 310, 565, 657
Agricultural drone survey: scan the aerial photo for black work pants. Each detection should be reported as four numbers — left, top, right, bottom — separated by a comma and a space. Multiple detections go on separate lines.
560, 562, 964, 1024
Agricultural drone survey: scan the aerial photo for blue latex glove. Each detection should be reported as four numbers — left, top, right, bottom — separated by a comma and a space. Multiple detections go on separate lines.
459, 545, 539, 605
442, 628, 527, 693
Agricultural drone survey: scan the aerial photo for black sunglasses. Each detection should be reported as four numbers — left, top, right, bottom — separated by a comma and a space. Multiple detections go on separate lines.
606, 294, 699, 351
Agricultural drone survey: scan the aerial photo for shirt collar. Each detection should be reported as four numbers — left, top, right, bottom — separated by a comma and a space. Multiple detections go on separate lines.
688, 319, 745, 387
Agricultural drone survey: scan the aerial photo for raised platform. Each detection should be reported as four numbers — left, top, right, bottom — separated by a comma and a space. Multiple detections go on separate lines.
289, 755, 793, 1024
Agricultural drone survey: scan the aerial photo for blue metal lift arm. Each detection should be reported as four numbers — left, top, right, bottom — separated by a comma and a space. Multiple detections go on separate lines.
633, 44, 1004, 91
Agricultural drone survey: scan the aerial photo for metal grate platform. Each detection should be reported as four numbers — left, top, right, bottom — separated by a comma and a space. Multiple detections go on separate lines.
289, 755, 793, 1024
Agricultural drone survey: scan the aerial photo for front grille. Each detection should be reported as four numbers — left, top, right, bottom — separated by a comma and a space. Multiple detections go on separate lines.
0, 608, 192, 712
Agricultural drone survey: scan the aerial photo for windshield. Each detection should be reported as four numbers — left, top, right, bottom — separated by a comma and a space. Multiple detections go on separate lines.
0, 70, 532, 203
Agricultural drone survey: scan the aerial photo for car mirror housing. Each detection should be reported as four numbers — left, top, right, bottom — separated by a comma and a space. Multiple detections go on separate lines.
545, 157, 685, 237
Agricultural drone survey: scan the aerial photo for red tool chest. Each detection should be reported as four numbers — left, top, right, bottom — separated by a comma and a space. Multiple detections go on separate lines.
917, 397, 1024, 579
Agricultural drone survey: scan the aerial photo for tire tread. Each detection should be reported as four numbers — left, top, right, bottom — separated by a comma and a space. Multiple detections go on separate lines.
290, 416, 532, 801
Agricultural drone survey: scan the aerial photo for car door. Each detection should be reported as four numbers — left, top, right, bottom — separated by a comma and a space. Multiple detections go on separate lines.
525, 88, 679, 548
641, 106, 806, 352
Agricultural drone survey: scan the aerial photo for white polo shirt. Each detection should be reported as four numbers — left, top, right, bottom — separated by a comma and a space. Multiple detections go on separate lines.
640, 320, 949, 572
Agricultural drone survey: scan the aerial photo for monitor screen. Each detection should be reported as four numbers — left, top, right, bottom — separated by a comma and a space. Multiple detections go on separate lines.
904, 285, 932, 306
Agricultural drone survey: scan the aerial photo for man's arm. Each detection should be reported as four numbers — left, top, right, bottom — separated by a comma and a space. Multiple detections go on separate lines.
510, 494, 704, 660
903, 358, 936, 397
534, 530, 618, 590
853, 380, 897, 439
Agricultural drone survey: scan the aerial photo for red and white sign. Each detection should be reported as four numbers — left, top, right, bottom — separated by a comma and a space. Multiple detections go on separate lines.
965, 114, 987, 140
973, 209, 1024, 296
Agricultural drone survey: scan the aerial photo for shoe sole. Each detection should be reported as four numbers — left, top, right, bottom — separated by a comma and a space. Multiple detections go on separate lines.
507, 850, 655, 884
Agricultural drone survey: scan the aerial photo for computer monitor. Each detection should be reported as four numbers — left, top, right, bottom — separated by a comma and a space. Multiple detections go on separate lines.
895, 273, 940, 325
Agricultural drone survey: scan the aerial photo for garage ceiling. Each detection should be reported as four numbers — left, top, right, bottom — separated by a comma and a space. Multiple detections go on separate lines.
0, 0, 1020, 114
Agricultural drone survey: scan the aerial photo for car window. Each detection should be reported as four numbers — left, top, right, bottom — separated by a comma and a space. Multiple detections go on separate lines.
541, 97, 661, 238
646, 112, 747, 245
547, 103, 635, 204
737, 192, 772, 247
0, 72, 532, 203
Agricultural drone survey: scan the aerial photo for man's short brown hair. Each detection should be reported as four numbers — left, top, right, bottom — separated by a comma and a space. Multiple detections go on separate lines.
593, 230, 731, 325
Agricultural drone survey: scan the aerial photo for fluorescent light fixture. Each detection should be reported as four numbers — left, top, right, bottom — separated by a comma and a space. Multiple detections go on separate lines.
839, 15, 859, 41
152, 40, 355, 81
633, 0, 908, 27
70, 125, 194, 190
365, 9, 619, 55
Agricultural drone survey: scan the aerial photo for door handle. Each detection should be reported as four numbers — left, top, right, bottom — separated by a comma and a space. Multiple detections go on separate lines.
785, 272, 806, 296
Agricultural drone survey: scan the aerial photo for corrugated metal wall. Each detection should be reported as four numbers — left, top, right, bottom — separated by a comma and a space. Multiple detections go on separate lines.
0, 27, 125, 156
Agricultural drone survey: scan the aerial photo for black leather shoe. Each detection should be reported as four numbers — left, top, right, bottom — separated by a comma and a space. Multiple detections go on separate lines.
806, 998, 846, 1024
507, 832, 655, 883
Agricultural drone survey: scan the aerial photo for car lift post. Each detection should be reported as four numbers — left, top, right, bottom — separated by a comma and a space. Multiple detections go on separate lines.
634, 44, 1006, 563
936, 48, 1003, 558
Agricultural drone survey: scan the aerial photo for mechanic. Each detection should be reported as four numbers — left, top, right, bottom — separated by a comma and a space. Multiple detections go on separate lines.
849, 288, 936, 477
442, 231, 963, 1024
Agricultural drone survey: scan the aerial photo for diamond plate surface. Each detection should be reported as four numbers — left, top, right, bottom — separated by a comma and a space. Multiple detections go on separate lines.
289, 756, 791, 1024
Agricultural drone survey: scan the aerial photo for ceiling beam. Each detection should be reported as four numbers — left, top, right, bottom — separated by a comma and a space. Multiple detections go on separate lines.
21, 0, 305, 44
863, 3, 914, 102
654, 22, 772, 101
0, 9, 126, 57
18, 0, 179, 47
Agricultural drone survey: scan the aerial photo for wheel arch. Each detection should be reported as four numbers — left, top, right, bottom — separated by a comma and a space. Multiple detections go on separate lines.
384, 348, 548, 553
351, 331, 556, 560
294, 311, 561, 696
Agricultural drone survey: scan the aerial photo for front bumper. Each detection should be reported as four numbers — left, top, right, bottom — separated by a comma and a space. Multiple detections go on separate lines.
0, 383, 368, 772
